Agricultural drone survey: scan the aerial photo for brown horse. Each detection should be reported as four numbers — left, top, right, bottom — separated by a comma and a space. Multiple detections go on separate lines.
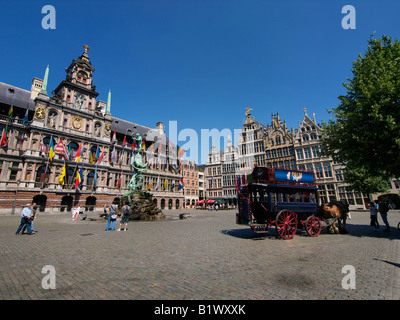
316, 200, 350, 234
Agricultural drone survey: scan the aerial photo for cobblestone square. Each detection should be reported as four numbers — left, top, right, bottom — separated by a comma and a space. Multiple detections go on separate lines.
1, 209, 400, 300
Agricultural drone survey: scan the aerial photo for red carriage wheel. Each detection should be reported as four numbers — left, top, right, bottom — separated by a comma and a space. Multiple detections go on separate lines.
275, 210, 297, 240
305, 215, 321, 237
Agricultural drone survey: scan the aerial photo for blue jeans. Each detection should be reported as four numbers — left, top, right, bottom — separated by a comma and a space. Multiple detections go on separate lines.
105, 215, 116, 230
16, 217, 33, 234
380, 212, 390, 230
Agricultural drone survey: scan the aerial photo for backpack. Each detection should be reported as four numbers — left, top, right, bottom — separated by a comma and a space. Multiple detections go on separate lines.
109, 205, 118, 220
123, 205, 130, 215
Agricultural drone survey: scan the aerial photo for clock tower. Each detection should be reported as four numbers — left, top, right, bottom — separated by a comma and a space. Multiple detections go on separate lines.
52, 45, 99, 110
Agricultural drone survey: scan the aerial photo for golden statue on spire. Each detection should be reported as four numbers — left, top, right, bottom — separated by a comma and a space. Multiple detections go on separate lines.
246, 107, 253, 118
83, 44, 90, 53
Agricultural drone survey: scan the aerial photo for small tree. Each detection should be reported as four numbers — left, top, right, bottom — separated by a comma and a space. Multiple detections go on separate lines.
321, 35, 400, 193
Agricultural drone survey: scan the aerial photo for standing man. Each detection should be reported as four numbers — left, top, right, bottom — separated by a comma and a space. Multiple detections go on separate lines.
118, 203, 131, 231
379, 200, 390, 232
16, 204, 34, 235
105, 201, 118, 231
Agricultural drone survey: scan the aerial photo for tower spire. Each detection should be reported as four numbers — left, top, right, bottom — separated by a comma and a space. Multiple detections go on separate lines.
106, 89, 111, 115
40, 65, 49, 96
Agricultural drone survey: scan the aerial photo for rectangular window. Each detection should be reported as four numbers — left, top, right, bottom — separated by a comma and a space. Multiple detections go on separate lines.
296, 149, 304, 160
304, 147, 312, 159
323, 162, 332, 178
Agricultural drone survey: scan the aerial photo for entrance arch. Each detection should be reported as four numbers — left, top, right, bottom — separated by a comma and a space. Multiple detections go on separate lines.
175, 199, 180, 209
161, 199, 165, 210
61, 195, 73, 212
33, 194, 47, 212
85, 196, 96, 211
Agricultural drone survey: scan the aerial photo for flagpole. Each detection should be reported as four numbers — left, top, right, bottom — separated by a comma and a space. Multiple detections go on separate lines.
41, 156, 50, 188
70, 160, 79, 189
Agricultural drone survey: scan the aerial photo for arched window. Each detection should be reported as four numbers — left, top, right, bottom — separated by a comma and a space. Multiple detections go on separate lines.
89, 146, 99, 164
68, 142, 79, 159
65, 168, 74, 188
35, 165, 51, 187
87, 171, 95, 189
43, 136, 55, 154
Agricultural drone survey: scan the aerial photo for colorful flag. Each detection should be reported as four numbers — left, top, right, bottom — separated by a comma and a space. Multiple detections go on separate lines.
116, 174, 122, 189
7, 105, 13, 121
163, 178, 167, 190
171, 181, 175, 191
75, 166, 84, 188
54, 139, 69, 160
111, 129, 116, 143
130, 152, 134, 166
93, 166, 98, 187
169, 143, 176, 157
141, 139, 145, 150
0, 125, 8, 148
117, 151, 123, 165
97, 151, 104, 164
155, 175, 160, 190
110, 145, 117, 163
22, 104, 29, 124
122, 136, 126, 147
58, 164, 66, 185
40, 139, 46, 157
177, 146, 185, 158
17, 132, 24, 150
89, 152, 95, 164
74, 144, 83, 162
178, 178, 185, 190
49, 137, 55, 161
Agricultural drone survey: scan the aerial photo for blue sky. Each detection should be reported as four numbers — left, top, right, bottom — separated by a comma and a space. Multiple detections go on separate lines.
1, 0, 400, 163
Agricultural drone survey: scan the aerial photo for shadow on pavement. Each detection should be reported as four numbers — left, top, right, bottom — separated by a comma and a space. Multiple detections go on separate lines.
221, 223, 400, 241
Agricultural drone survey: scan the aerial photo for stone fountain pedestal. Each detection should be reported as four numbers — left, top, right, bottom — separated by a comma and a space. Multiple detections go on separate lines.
122, 190, 164, 221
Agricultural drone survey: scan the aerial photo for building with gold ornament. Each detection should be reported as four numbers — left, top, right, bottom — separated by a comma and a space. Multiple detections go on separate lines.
0, 46, 184, 215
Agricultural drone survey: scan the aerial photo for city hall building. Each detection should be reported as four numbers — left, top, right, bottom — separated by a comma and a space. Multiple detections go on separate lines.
0, 46, 184, 215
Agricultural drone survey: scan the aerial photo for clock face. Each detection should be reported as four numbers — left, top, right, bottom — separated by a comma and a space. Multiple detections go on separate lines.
34, 106, 46, 119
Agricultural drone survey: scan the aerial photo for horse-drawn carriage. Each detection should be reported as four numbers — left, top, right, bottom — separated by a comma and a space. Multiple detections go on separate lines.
235, 166, 349, 240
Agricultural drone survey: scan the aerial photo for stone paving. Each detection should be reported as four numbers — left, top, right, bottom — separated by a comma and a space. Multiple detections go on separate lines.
1, 208, 400, 300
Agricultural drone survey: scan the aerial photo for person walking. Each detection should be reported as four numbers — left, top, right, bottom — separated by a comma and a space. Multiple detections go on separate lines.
118, 203, 131, 231
22, 203, 38, 233
378, 200, 390, 232
105, 201, 118, 231
369, 202, 379, 229
16, 204, 34, 235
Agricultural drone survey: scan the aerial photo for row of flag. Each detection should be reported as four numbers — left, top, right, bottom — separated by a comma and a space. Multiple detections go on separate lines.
0, 104, 30, 148
1, 104, 187, 190
145, 177, 185, 191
